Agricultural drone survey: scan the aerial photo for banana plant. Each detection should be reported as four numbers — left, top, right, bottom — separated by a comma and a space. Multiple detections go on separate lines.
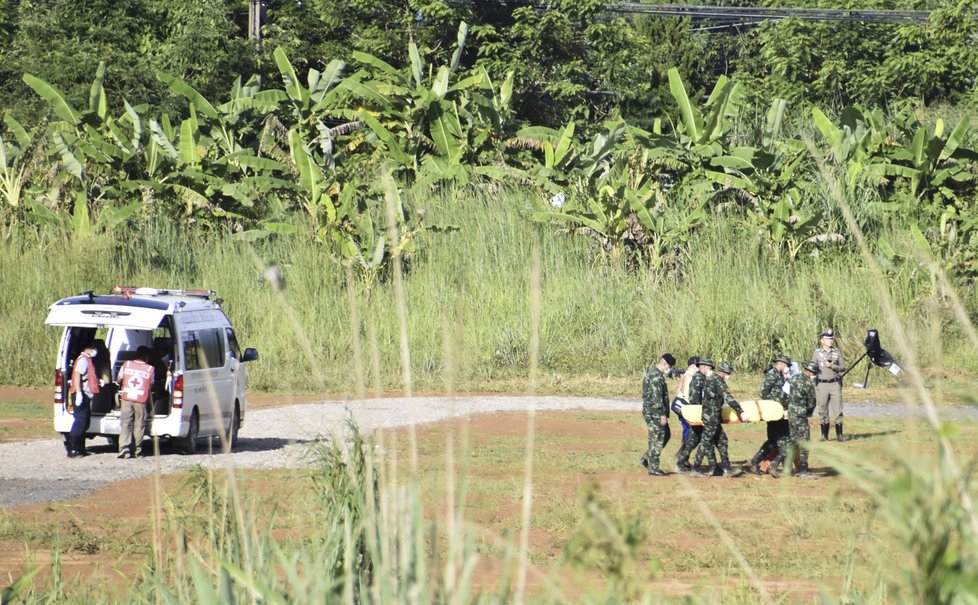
0, 114, 33, 214
333, 22, 516, 185
811, 105, 892, 195
22, 63, 145, 235
878, 113, 977, 207
531, 121, 704, 266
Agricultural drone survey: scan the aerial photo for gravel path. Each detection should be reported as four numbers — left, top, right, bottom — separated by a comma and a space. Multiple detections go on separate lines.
1, 396, 974, 508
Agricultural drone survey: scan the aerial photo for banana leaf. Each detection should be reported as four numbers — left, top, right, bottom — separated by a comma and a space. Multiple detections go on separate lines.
95, 201, 141, 229
85, 62, 107, 121
23, 74, 80, 124
72, 191, 90, 238
273, 47, 310, 107
667, 68, 702, 143
149, 120, 180, 163
157, 73, 218, 119
351, 51, 404, 82
52, 133, 83, 181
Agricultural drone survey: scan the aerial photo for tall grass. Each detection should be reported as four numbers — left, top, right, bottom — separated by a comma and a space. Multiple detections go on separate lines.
2, 185, 972, 392
3, 175, 978, 604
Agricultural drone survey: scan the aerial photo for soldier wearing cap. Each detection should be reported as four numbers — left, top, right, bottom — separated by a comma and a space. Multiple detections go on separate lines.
692, 360, 748, 477
749, 354, 792, 474
640, 353, 677, 476
771, 360, 818, 477
675, 357, 713, 472
812, 329, 847, 441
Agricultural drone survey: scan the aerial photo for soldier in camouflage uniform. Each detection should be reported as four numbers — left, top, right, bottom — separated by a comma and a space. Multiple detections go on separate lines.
640, 354, 677, 476
692, 360, 748, 477
675, 358, 711, 473
770, 361, 818, 478
749, 354, 791, 474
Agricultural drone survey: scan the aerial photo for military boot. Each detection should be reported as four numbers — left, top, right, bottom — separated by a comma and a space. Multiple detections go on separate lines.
820, 422, 830, 441
690, 465, 715, 477
835, 423, 846, 442
749, 451, 765, 475
769, 455, 785, 478
721, 461, 743, 477
795, 461, 811, 477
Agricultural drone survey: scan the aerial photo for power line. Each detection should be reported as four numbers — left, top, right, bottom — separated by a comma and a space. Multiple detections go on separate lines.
457, 0, 935, 25
605, 2, 932, 24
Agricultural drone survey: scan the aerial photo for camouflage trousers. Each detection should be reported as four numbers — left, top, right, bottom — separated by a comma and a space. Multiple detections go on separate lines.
676, 424, 705, 466
776, 416, 811, 468
642, 422, 672, 471
694, 413, 728, 468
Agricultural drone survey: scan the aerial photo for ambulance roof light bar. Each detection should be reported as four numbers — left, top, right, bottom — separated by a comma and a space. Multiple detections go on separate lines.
111, 286, 217, 299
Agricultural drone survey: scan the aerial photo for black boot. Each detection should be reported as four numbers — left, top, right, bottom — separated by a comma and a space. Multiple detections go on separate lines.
750, 451, 764, 475
835, 423, 846, 442
721, 461, 743, 477
769, 455, 784, 478
820, 423, 830, 441
796, 461, 811, 477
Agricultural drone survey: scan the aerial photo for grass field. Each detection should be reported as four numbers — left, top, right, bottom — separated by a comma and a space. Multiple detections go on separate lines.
2, 186, 976, 394
2, 409, 975, 603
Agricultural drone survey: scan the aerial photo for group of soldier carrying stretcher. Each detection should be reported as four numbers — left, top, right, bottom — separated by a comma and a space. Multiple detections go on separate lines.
640, 329, 847, 478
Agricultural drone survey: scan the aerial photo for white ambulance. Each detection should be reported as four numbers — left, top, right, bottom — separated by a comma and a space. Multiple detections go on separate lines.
45, 287, 259, 454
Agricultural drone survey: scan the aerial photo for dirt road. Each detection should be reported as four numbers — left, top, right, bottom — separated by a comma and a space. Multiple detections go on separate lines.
0, 396, 972, 508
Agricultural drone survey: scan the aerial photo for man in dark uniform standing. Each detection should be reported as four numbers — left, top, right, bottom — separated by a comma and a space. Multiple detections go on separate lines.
812, 329, 847, 441
640, 353, 676, 476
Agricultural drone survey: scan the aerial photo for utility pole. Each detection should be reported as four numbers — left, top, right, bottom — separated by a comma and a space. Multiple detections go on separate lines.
248, 0, 262, 40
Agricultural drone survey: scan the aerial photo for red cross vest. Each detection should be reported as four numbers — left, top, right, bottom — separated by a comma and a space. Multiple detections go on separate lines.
119, 359, 155, 403
70, 353, 101, 396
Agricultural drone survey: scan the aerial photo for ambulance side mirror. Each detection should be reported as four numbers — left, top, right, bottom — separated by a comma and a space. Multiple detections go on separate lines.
242, 348, 259, 362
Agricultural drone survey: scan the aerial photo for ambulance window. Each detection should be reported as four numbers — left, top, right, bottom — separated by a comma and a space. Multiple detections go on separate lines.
226, 329, 241, 359
183, 333, 201, 371
199, 329, 225, 369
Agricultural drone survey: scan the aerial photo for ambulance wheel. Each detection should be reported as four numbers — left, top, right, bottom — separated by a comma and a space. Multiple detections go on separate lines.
61, 432, 71, 453
228, 403, 240, 451
105, 435, 119, 448
178, 409, 199, 455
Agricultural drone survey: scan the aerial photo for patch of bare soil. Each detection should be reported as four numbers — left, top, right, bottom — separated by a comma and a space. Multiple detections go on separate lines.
4, 408, 838, 601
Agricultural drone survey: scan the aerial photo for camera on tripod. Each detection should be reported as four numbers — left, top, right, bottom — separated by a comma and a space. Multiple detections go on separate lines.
845, 328, 902, 388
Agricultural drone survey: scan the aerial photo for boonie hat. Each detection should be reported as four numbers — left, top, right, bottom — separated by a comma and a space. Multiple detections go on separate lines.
717, 360, 734, 374
802, 361, 819, 373
698, 358, 715, 368
773, 354, 791, 365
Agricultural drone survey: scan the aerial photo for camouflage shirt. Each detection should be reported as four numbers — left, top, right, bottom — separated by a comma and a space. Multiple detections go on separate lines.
759, 367, 787, 404
702, 374, 745, 415
688, 372, 707, 405
642, 367, 669, 425
720, 376, 746, 415
786, 373, 816, 418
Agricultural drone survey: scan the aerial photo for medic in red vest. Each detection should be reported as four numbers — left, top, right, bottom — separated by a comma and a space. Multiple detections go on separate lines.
118, 356, 155, 403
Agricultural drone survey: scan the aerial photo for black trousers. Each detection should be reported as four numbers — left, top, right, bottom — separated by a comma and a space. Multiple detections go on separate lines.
69, 393, 92, 451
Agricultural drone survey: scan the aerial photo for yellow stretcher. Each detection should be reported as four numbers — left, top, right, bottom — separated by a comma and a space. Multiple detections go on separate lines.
680, 399, 785, 426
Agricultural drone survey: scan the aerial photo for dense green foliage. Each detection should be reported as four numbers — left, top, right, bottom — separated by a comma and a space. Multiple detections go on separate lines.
1, 0, 977, 384
2, 0, 978, 125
